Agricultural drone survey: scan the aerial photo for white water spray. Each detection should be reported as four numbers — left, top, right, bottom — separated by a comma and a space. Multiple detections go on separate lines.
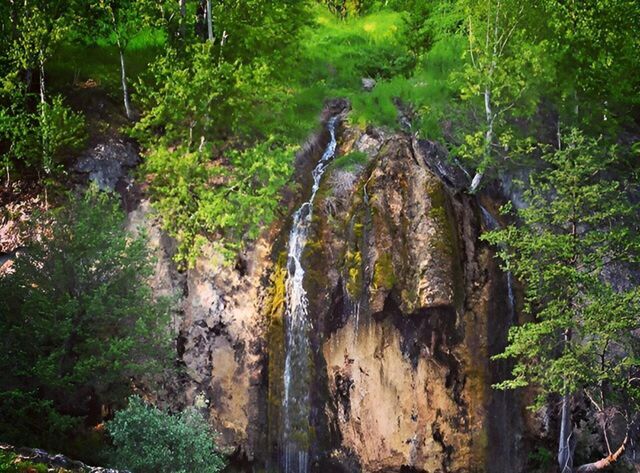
281, 117, 339, 473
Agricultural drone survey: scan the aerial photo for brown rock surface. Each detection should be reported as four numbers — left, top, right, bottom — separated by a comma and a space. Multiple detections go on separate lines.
298, 127, 523, 472
126, 199, 271, 461
130, 121, 524, 472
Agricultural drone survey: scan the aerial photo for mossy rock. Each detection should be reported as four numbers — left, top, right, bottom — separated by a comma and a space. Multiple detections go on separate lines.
343, 249, 363, 299
373, 252, 396, 291
265, 262, 287, 439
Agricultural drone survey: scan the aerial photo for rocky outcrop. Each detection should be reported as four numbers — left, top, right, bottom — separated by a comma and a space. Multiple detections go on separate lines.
262, 123, 525, 472
126, 199, 271, 463
74, 138, 139, 192
130, 114, 525, 472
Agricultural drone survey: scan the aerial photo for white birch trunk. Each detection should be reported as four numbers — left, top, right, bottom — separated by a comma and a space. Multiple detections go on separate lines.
117, 43, 133, 120
469, 87, 493, 193
206, 0, 214, 43
39, 53, 51, 177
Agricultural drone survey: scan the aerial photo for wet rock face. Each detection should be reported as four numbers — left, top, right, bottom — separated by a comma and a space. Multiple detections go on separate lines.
132, 119, 524, 472
297, 127, 524, 472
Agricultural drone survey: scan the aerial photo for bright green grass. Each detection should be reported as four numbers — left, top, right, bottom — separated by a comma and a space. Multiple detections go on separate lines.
45, 6, 463, 143
276, 5, 464, 141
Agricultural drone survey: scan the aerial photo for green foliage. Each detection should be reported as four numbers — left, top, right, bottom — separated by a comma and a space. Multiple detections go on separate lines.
527, 446, 554, 473
300, 8, 412, 89
106, 396, 226, 473
320, 0, 370, 19
0, 451, 48, 473
124, 2, 311, 264
47, 29, 163, 95
82, 0, 160, 50
133, 43, 277, 145
483, 128, 640, 412
0, 1, 87, 180
331, 151, 368, 171
208, 1, 309, 65
0, 91, 86, 176
142, 140, 294, 267
0, 185, 173, 451
454, 0, 547, 187
538, 0, 640, 129
0, 390, 79, 451
39, 96, 87, 171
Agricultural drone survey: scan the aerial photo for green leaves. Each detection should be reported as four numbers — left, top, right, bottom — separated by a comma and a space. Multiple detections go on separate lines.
0, 185, 173, 451
106, 396, 227, 473
483, 129, 640, 417
143, 140, 294, 267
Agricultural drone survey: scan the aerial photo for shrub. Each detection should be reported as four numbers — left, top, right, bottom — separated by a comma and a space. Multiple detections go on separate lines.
142, 140, 294, 266
107, 396, 226, 473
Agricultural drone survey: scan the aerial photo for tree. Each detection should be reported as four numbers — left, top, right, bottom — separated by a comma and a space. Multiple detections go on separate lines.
0, 0, 86, 184
0, 185, 173, 450
107, 396, 227, 473
538, 0, 640, 130
484, 130, 640, 471
89, 0, 158, 119
321, 0, 367, 19
458, 0, 544, 193
139, 138, 294, 266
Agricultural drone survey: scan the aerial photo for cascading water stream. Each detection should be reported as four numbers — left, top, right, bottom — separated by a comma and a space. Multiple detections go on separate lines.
281, 116, 339, 473
480, 205, 516, 323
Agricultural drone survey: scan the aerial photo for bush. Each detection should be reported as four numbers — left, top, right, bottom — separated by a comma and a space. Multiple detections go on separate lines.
142, 140, 294, 266
107, 396, 226, 473
0, 87, 86, 177
0, 451, 48, 473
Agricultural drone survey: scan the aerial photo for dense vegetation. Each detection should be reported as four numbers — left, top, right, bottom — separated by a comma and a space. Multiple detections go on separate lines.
1, 0, 639, 471
484, 132, 640, 471
106, 396, 226, 473
0, 186, 173, 460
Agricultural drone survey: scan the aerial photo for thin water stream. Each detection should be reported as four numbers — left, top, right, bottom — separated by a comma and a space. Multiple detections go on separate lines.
480, 205, 516, 323
281, 116, 339, 473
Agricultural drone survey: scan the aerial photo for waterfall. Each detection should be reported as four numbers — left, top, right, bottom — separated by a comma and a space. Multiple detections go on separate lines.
479, 205, 516, 323
281, 116, 339, 473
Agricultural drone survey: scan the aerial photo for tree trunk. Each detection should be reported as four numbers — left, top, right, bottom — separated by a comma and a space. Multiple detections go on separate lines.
117, 43, 133, 120
469, 172, 483, 193
468, 87, 493, 193
39, 56, 46, 105
558, 394, 574, 473
178, 0, 186, 37
575, 435, 628, 472
39, 53, 51, 176
206, 0, 214, 43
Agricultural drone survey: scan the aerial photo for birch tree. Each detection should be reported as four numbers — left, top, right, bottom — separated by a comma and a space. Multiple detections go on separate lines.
459, 0, 542, 193
93, 0, 155, 120
0, 0, 85, 183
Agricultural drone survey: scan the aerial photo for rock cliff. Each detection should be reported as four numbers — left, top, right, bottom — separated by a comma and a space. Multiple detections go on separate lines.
135, 110, 526, 472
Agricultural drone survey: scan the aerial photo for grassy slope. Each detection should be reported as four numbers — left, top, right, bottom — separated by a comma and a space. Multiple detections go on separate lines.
278, 5, 464, 143
40, 5, 466, 266
48, 29, 165, 96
